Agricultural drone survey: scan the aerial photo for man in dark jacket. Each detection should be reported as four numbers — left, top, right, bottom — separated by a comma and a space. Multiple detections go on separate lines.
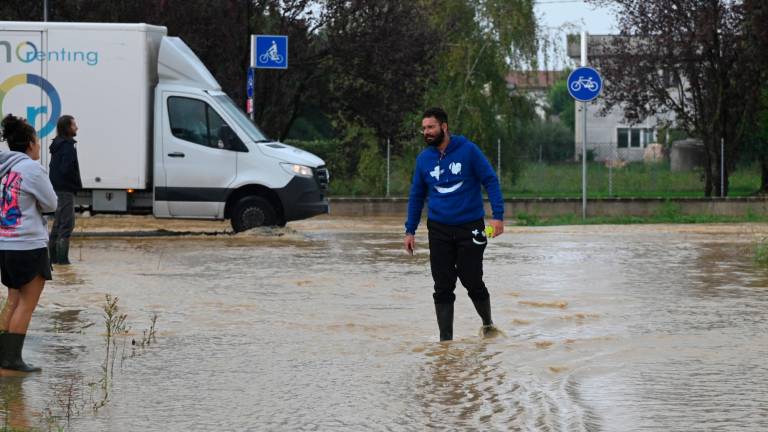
404, 107, 504, 341
48, 115, 82, 265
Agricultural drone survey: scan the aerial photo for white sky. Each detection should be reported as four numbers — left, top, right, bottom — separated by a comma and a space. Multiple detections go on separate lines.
535, 0, 618, 69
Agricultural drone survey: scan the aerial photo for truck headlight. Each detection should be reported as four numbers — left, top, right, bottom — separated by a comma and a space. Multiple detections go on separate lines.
281, 163, 313, 178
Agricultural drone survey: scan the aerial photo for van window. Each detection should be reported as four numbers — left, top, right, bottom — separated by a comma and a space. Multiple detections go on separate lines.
168, 97, 244, 150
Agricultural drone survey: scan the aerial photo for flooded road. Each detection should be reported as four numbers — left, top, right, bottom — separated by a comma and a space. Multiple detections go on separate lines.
2, 217, 768, 431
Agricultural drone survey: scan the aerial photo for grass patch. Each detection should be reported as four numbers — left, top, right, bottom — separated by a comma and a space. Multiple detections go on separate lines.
505, 161, 761, 198
755, 237, 768, 266
513, 212, 768, 226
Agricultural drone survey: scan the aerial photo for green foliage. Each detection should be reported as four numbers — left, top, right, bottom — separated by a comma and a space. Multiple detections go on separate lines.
515, 213, 768, 226
654, 200, 682, 219
740, 86, 768, 191
523, 120, 574, 162
356, 141, 387, 196
323, 0, 439, 146
755, 236, 768, 266
546, 75, 575, 131
420, 0, 538, 182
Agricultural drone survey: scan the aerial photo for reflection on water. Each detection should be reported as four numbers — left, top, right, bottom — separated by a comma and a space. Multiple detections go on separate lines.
1, 218, 768, 431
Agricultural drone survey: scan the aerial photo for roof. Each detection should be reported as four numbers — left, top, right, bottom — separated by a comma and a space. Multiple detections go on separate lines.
506, 70, 565, 91
0, 21, 166, 33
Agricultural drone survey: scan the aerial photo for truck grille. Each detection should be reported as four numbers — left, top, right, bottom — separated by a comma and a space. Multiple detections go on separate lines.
314, 166, 329, 190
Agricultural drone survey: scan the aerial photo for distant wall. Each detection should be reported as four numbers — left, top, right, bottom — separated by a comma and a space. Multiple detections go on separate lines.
328, 197, 768, 218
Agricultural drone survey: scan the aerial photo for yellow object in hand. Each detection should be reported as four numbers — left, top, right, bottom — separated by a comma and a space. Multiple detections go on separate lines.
485, 225, 494, 238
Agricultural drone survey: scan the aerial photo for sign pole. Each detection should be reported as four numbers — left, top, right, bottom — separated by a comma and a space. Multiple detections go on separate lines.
567, 35, 601, 221
251, 34, 289, 122
249, 36, 256, 121
581, 31, 588, 220
582, 102, 587, 219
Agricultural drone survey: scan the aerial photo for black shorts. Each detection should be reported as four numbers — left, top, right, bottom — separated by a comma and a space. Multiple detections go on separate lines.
0, 248, 52, 289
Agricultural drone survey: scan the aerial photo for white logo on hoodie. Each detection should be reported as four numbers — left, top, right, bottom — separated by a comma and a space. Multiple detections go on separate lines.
449, 162, 462, 175
429, 164, 444, 180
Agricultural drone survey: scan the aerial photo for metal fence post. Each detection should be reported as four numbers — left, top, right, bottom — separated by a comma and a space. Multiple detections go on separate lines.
608, 144, 613, 197
720, 138, 724, 197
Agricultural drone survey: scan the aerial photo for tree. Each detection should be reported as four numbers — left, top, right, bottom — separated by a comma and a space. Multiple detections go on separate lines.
322, 0, 440, 153
421, 0, 538, 180
590, 0, 768, 196
547, 72, 575, 131
742, 86, 768, 193
250, 0, 331, 140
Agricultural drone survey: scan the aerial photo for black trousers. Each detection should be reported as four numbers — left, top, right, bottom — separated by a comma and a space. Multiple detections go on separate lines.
427, 219, 490, 305
49, 191, 75, 242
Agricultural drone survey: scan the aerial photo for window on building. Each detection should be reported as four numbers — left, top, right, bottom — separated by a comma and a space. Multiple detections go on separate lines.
617, 127, 655, 148
617, 128, 629, 148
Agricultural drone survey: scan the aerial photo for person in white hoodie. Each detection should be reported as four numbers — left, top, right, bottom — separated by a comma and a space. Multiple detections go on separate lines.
0, 114, 57, 372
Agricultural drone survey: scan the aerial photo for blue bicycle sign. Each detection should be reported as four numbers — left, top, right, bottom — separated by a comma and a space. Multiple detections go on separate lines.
253, 35, 288, 69
567, 67, 603, 102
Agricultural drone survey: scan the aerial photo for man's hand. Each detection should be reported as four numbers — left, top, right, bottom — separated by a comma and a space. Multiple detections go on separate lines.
404, 234, 416, 255
489, 219, 504, 238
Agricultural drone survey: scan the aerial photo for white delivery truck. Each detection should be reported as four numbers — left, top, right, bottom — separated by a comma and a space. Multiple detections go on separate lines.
0, 22, 329, 231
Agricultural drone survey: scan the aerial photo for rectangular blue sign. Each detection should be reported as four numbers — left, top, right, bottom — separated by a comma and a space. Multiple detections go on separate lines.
247, 68, 255, 98
253, 35, 288, 70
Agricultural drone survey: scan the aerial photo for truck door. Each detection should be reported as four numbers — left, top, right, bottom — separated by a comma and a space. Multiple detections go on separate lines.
0, 31, 51, 166
159, 93, 237, 218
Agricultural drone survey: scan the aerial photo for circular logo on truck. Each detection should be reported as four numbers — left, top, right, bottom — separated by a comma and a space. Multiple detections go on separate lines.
0, 73, 61, 138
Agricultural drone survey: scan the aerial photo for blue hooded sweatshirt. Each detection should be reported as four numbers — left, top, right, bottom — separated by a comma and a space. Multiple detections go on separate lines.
405, 135, 504, 234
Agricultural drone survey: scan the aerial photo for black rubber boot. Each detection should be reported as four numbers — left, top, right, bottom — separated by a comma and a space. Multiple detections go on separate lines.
471, 297, 493, 326
435, 303, 454, 341
0, 333, 41, 372
56, 238, 71, 265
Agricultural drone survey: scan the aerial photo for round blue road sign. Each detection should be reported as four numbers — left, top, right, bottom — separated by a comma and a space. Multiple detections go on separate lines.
567, 67, 603, 102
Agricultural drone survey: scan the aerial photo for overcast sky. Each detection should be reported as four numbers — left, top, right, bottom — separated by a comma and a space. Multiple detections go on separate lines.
535, 0, 618, 69
536, 0, 618, 34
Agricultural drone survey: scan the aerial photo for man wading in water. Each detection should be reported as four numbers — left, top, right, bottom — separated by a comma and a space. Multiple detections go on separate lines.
404, 107, 504, 341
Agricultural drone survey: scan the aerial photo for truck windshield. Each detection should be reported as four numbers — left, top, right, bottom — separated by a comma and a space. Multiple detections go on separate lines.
212, 94, 270, 143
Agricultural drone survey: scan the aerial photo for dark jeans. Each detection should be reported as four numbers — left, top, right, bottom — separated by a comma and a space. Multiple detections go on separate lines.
427, 219, 490, 305
49, 191, 75, 243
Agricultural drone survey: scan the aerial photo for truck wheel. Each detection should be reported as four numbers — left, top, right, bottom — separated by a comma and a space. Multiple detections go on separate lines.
231, 196, 277, 232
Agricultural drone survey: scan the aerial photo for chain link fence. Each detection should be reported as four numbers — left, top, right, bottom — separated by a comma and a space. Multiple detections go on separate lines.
292, 138, 760, 198
504, 141, 760, 198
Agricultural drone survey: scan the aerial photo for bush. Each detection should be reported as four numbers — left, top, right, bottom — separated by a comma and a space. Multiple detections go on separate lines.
524, 120, 574, 162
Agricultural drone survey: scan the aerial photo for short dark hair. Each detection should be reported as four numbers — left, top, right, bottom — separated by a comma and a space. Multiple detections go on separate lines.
56, 115, 75, 138
1, 114, 36, 153
422, 107, 448, 124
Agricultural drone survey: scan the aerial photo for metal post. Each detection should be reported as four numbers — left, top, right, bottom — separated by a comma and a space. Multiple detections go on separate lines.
608, 146, 613, 197
43, 0, 48, 21
720, 138, 724, 197
249, 36, 255, 121
581, 30, 588, 219
386, 138, 391, 197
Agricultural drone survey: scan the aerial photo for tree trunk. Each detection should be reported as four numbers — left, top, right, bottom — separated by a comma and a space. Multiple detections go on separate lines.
703, 139, 714, 197
761, 155, 768, 194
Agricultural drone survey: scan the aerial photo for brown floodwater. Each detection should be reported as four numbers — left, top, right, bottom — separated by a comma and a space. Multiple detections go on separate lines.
1, 216, 768, 431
